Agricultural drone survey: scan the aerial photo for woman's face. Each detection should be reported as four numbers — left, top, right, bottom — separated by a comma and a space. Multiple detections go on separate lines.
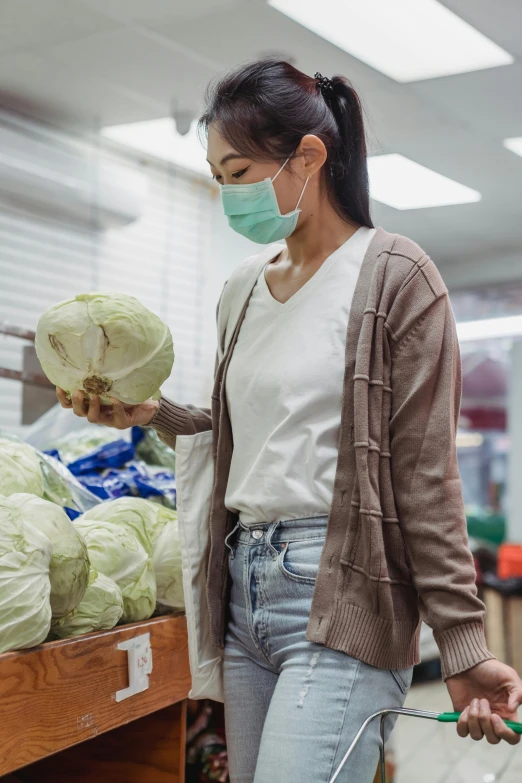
206, 124, 308, 216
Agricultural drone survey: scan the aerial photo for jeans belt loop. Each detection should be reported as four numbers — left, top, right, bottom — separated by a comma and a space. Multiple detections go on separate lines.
225, 521, 240, 552
265, 520, 280, 557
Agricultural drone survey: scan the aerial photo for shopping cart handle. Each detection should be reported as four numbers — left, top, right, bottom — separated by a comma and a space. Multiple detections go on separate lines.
438, 711, 522, 734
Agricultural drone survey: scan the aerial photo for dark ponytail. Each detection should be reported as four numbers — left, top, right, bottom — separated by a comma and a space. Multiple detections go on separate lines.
326, 77, 372, 228
199, 58, 373, 228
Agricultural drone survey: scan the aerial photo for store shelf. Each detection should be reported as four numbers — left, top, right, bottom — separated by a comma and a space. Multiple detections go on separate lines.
0, 614, 190, 779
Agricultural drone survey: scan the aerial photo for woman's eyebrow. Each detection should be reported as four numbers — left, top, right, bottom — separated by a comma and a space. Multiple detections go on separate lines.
206, 153, 248, 166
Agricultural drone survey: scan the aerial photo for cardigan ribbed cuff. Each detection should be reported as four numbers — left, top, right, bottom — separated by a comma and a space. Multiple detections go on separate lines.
435, 621, 495, 681
150, 397, 189, 438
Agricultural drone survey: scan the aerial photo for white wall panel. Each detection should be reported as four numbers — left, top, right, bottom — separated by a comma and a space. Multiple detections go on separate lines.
0, 114, 222, 434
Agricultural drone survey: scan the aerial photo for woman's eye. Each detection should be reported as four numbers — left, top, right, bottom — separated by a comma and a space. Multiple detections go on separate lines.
212, 166, 249, 183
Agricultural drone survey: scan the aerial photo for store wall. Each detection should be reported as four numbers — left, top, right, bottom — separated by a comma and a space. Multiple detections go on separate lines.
0, 113, 255, 435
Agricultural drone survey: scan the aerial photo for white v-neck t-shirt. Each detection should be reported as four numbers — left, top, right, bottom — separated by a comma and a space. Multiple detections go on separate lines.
225, 226, 376, 525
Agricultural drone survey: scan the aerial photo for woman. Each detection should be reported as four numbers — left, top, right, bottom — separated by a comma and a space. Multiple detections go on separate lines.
58, 59, 522, 782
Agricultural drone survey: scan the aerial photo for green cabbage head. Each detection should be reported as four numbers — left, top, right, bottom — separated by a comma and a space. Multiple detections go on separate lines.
51, 568, 123, 639
81, 497, 158, 553
74, 517, 156, 622
0, 438, 44, 497
151, 506, 184, 611
35, 292, 174, 404
0, 496, 52, 652
81, 498, 184, 611
8, 493, 90, 618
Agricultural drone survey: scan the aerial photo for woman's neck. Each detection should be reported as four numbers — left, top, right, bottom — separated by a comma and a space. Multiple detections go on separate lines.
264, 199, 364, 305
284, 199, 361, 269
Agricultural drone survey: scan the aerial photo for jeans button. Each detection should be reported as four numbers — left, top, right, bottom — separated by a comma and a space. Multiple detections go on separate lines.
252, 529, 263, 540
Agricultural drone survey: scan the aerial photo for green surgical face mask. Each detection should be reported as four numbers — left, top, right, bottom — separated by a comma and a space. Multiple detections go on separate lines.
220, 157, 310, 244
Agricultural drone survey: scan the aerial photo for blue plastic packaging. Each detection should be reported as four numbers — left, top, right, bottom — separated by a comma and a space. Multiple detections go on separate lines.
78, 473, 133, 500
67, 439, 135, 476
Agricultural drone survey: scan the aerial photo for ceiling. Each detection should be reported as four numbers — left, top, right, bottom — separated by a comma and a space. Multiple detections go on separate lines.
1, 0, 522, 283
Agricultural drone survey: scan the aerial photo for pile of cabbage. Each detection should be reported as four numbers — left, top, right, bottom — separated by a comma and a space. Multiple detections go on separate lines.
77, 497, 184, 614
0, 293, 183, 654
0, 469, 183, 653
0, 493, 92, 653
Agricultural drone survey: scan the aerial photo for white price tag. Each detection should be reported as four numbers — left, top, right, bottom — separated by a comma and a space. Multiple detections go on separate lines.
115, 632, 153, 702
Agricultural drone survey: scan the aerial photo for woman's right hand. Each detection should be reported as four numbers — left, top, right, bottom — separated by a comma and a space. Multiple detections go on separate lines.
56, 388, 160, 430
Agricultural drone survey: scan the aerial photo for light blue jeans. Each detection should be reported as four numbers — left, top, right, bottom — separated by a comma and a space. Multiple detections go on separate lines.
223, 517, 413, 783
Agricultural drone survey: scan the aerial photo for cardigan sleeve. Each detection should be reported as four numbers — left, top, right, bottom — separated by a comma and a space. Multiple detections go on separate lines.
389, 294, 495, 680
149, 398, 213, 450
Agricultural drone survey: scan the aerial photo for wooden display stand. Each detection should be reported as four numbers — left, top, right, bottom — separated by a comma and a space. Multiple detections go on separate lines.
0, 615, 191, 782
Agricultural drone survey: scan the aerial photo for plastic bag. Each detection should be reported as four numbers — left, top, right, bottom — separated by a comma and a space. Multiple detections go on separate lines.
39, 451, 101, 512
24, 404, 112, 452
65, 439, 135, 475
23, 406, 176, 509
77, 462, 176, 508
133, 427, 176, 473
77, 472, 133, 501
0, 431, 101, 513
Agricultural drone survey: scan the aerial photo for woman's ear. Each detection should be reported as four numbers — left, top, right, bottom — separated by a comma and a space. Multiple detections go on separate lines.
296, 134, 328, 179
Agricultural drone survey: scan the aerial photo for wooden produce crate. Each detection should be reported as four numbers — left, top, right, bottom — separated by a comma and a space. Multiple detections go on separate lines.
0, 614, 191, 782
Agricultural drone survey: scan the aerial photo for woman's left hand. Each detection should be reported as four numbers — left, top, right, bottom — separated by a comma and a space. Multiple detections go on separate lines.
446, 659, 522, 744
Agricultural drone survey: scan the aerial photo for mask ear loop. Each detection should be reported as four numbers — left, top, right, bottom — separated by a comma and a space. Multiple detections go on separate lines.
272, 156, 292, 182
272, 155, 311, 209
295, 175, 310, 209
272, 155, 311, 210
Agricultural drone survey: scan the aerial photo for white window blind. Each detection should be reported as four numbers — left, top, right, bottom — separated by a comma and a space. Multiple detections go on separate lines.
0, 114, 219, 434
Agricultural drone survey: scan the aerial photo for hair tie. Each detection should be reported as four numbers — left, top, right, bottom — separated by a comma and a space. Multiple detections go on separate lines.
314, 72, 334, 97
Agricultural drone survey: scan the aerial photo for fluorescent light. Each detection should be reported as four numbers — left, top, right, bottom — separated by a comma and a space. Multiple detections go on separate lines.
102, 118, 209, 176
504, 137, 522, 158
457, 315, 522, 342
367, 154, 481, 210
456, 432, 484, 449
269, 0, 513, 82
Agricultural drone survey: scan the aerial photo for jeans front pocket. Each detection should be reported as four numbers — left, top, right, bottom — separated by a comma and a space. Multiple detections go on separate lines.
390, 666, 413, 694
276, 537, 325, 584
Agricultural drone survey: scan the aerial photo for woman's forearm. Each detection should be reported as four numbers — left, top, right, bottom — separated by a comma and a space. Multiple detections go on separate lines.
150, 396, 213, 450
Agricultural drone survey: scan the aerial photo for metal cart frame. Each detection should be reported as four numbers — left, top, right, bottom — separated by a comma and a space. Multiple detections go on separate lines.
329, 707, 522, 783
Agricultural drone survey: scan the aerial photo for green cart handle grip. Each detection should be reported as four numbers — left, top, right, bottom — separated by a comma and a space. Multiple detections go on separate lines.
438, 711, 522, 734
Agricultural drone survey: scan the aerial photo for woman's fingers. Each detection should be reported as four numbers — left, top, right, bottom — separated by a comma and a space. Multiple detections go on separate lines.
457, 706, 470, 738
467, 699, 485, 741
88, 396, 125, 428
458, 702, 520, 745
507, 684, 522, 715
478, 699, 500, 745
110, 398, 129, 429
491, 714, 521, 746
86, 395, 101, 424
56, 387, 72, 408
71, 390, 88, 418
56, 387, 131, 430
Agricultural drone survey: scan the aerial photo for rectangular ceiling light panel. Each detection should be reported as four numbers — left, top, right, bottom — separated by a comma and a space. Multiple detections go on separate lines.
367, 154, 481, 209
102, 118, 209, 176
269, 0, 513, 82
504, 138, 522, 158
